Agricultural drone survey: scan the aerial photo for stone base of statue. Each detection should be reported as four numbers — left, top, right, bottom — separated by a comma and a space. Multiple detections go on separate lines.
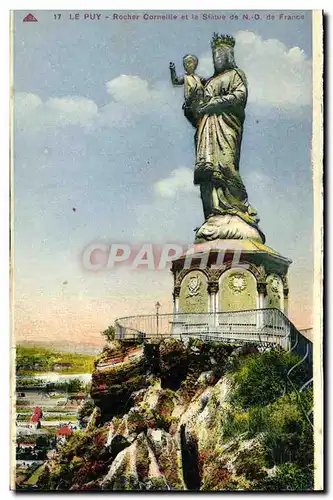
171, 239, 291, 316
194, 214, 265, 244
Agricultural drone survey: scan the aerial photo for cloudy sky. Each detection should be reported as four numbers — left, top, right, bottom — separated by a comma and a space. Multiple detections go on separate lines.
13, 10, 314, 350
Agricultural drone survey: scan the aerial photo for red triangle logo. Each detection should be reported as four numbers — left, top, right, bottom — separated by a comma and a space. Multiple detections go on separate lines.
23, 13, 38, 22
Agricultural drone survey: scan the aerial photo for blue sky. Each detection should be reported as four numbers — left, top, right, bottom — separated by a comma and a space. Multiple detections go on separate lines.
13, 10, 314, 348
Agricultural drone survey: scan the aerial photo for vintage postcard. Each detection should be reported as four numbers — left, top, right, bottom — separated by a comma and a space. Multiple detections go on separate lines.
10, 9, 323, 491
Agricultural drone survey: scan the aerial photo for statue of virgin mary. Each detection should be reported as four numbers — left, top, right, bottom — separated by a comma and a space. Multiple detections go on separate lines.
183, 33, 265, 244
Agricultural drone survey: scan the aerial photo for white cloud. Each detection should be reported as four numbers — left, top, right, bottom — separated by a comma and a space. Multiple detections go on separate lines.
14, 93, 99, 131
14, 30, 312, 138
98, 76, 180, 128
14, 77, 181, 135
98, 100, 137, 128
105, 75, 178, 108
128, 167, 201, 243
44, 97, 98, 127
132, 180, 201, 244
154, 167, 197, 198
14, 92, 43, 115
197, 31, 311, 112
106, 75, 150, 104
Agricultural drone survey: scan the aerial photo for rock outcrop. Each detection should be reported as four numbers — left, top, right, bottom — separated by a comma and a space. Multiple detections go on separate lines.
37, 339, 313, 492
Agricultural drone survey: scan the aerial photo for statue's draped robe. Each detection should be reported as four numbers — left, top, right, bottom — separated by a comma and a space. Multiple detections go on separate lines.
193, 68, 259, 227
184, 74, 203, 98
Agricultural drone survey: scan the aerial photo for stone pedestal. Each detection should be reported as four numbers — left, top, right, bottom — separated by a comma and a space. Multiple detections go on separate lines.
171, 239, 291, 316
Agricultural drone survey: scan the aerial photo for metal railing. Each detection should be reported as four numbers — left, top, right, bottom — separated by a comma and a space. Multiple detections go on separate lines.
114, 307, 313, 426
115, 308, 292, 348
287, 327, 313, 427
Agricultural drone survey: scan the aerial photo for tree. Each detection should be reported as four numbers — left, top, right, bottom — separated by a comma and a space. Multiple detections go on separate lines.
36, 435, 50, 449
65, 378, 84, 393
78, 400, 95, 428
102, 325, 115, 342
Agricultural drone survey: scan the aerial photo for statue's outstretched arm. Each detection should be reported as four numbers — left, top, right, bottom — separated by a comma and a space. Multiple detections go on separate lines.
169, 62, 185, 86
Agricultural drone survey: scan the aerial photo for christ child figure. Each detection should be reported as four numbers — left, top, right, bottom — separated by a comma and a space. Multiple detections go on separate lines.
169, 54, 205, 101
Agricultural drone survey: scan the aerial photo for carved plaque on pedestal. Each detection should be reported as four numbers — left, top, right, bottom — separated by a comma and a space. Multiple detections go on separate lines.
220, 269, 257, 312
179, 271, 208, 313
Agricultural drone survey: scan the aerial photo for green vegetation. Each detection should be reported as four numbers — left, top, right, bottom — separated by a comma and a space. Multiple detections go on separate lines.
24, 465, 45, 486
102, 325, 116, 343
42, 427, 59, 437
36, 427, 111, 490
16, 378, 43, 387
16, 378, 90, 394
16, 345, 95, 375
43, 415, 77, 422
32, 407, 75, 413
16, 404, 68, 413
78, 400, 95, 427
16, 414, 31, 421
229, 349, 308, 408
16, 414, 77, 422
201, 349, 313, 491
16, 399, 31, 406
257, 463, 314, 491
47, 379, 90, 393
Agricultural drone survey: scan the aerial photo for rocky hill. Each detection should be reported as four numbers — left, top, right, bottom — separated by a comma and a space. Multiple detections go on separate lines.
36, 338, 313, 491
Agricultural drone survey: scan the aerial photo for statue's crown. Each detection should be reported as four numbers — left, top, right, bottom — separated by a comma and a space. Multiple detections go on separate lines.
211, 33, 235, 49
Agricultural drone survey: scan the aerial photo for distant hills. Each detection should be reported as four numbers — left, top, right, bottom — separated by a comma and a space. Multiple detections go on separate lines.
15, 344, 96, 375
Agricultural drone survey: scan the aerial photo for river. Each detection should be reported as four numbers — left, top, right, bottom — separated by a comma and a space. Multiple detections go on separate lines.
17, 373, 92, 383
